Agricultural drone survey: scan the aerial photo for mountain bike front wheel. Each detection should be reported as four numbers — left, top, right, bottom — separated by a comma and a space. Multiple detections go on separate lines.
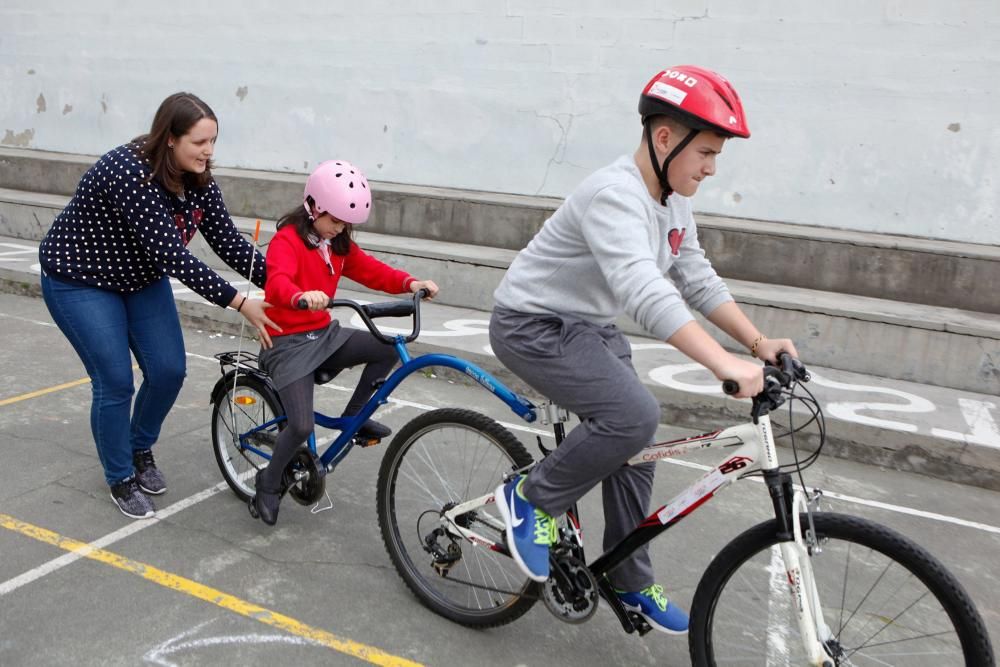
376, 408, 538, 628
689, 512, 994, 666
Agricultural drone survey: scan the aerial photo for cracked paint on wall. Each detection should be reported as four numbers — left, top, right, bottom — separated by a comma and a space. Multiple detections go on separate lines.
2, 129, 36, 147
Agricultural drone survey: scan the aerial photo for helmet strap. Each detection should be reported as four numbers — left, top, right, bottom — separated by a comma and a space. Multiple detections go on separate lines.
645, 120, 698, 205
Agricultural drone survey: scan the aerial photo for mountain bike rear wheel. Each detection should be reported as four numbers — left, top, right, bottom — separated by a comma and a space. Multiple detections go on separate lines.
376, 408, 537, 628
689, 512, 994, 666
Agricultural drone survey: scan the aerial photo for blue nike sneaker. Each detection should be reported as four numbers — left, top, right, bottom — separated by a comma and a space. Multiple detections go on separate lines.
494, 475, 557, 582
617, 584, 689, 634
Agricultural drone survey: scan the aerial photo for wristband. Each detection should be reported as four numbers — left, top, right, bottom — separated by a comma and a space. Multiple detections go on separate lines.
237, 296, 247, 312
750, 334, 767, 358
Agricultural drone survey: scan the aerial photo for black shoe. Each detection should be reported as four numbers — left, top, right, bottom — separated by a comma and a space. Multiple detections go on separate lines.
249, 471, 281, 526
133, 449, 166, 495
110, 476, 155, 519
357, 419, 392, 440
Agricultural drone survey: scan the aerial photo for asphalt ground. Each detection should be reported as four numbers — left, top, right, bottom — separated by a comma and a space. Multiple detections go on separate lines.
1, 291, 998, 666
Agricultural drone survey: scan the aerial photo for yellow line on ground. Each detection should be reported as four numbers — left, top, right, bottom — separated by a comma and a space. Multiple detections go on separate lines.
0, 365, 140, 407
0, 513, 423, 667
0, 377, 91, 406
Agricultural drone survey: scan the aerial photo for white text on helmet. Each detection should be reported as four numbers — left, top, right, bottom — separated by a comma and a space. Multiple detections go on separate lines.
663, 70, 698, 88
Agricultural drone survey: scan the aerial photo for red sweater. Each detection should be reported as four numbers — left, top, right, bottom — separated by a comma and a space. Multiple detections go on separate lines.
264, 225, 415, 336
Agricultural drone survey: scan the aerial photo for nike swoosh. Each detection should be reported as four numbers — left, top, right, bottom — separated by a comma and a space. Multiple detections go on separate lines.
509, 489, 524, 527
622, 602, 643, 613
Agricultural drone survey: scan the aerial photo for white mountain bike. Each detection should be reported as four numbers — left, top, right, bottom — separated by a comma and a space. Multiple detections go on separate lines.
375, 354, 994, 665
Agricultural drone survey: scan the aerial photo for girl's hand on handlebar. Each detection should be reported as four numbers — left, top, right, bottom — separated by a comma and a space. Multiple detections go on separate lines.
716, 355, 764, 399
300, 290, 330, 311
239, 298, 281, 350
754, 337, 798, 365
410, 280, 439, 299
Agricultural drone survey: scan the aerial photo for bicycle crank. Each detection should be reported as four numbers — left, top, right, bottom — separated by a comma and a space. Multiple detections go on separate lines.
283, 448, 327, 506
542, 555, 599, 623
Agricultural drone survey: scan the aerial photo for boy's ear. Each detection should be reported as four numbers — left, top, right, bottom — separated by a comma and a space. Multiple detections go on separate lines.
653, 122, 674, 152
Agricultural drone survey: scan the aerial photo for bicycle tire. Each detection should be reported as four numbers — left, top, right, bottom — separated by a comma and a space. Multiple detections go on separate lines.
211, 374, 284, 502
689, 512, 994, 666
376, 408, 538, 628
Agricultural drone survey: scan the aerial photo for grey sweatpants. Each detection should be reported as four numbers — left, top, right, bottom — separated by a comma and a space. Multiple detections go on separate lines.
489, 306, 660, 591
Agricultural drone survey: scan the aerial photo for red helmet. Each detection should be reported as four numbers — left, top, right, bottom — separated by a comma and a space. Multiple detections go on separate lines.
639, 66, 750, 138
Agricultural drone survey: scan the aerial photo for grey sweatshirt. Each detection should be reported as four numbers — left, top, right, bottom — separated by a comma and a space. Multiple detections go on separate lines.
493, 155, 733, 341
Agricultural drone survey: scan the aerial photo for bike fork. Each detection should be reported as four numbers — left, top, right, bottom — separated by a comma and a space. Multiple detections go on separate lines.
780, 490, 834, 666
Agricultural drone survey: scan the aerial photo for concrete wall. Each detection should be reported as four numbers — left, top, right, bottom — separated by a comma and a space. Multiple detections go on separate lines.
1, 0, 997, 245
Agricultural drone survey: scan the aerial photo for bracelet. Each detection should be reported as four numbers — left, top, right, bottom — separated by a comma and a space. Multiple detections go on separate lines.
237, 296, 247, 312
750, 334, 767, 358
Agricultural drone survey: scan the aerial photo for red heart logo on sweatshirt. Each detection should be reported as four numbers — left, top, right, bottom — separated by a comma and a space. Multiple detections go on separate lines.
668, 228, 686, 255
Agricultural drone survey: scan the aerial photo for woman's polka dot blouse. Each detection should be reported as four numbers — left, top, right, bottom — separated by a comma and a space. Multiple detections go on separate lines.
38, 142, 266, 307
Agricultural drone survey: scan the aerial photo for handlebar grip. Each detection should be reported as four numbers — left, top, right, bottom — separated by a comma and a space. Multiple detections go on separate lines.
296, 298, 308, 310
363, 300, 416, 319
722, 380, 740, 396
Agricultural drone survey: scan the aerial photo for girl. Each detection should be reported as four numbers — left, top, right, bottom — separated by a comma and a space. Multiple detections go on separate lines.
251, 160, 438, 526
39, 92, 278, 520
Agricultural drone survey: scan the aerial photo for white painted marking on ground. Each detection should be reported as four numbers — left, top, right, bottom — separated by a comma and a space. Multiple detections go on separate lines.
932, 399, 1000, 448
810, 372, 935, 432
648, 362, 723, 394
0, 482, 228, 597
0, 312, 57, 327
144, 619, 318, 666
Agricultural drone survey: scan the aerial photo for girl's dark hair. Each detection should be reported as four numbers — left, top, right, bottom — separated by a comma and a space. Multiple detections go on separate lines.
133, 92, 217, 194
275, 198, 354, 256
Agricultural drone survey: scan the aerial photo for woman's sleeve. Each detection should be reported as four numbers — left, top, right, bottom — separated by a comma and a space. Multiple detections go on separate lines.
342, 242, 414, 294
196, 181, 266, 289
102, 156, 238, 307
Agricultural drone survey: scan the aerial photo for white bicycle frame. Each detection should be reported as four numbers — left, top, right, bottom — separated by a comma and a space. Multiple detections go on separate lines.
441, 412, 833, 664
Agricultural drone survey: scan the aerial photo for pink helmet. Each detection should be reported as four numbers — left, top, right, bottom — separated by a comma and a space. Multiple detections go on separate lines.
303, 160, 371, 225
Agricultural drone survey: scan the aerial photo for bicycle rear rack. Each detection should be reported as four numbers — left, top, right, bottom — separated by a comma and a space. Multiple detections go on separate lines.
215, 350, 264, 375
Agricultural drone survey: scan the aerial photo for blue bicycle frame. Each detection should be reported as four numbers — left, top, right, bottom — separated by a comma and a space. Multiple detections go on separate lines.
235, 298, 537, 473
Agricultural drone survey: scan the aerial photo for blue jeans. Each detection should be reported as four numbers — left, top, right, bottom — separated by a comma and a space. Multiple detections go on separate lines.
41, 274, 186, 485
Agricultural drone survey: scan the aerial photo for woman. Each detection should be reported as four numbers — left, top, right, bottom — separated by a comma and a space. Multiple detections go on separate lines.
38, 92, 278, 519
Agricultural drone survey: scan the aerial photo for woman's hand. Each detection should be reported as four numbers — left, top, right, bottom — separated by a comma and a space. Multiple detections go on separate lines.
299, 290, 330, 311
238, 298, 281, 349
409, 280, 439, 299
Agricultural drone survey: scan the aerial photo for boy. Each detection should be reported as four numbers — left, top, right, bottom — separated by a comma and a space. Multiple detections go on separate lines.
490, 65, 797, 634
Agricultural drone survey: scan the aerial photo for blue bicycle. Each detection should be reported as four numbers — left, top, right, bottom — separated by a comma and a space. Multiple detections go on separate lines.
209, 290, 537, 510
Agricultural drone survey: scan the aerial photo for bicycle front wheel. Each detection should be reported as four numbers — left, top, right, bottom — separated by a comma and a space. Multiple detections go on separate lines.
689, 512, 993, 666
211, 374, 283, 502
376, 408, 537, 628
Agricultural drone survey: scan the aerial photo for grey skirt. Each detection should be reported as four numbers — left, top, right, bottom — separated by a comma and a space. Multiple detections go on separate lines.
258, 321, 353, 391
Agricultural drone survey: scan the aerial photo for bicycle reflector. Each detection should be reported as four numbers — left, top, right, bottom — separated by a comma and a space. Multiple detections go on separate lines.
233, 395, 257, 405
